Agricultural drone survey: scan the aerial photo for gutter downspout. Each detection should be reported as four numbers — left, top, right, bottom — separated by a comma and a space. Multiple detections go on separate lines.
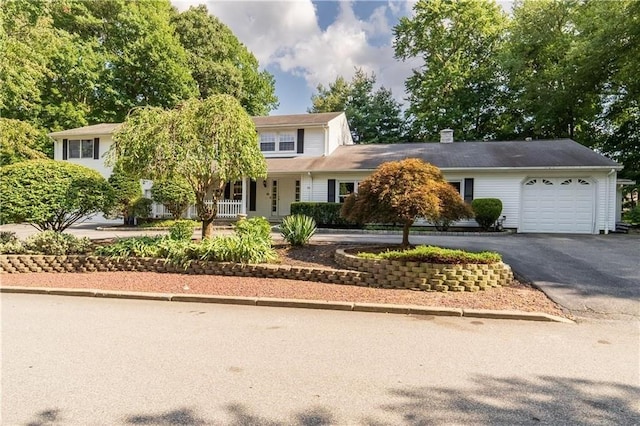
605, 168, 616, 234
323, 125, 329, 156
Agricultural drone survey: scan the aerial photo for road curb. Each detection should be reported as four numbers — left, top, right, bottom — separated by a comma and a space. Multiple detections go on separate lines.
0, 286, 574, 323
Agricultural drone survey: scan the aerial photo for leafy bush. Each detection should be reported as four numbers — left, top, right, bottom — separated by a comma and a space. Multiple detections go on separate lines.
106, 164, 142, 223
193, 235, 277, 264
23, 231, 92, 255
139, 219, 200, 229
131, 197, 153, 220
169, 220, 195, 241
280, 215, 317, 246
95, 236, 164, 258
623, 204, 640, 225
151, 179, 195, 219
291, 202, 355, 227
0, 232, 25, 254
0, 118, 53, 166
0, 231, 17, 244
0, 160, 114, 232
471, 198, 503, 231
234, 216, 272, 241
358, 245, 501, 264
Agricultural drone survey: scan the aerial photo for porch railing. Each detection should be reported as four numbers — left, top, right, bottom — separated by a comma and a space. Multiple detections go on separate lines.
151, 200, 243, 219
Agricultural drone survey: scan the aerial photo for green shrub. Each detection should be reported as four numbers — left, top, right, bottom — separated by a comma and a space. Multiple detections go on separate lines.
280, 215, 317, 246
0, 160, 114, 232
194, 235, 277, 264
0, 231, 17, 244
471, 198, 503, 231
357, 245, 501, 264
234, 216, 272, 241
169, 220, 195, 241
106, 164, 142, 223
139, 219, 200, 229
94, 236, 164, 258
623, 204, 640, 225
131, 197, 153, 220
23, 231, 92, 255
0, 232, 25, 254
151, 179, 196, 219
290, 202, 356, 227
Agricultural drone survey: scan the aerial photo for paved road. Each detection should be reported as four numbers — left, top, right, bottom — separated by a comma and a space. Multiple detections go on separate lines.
2, 294, 639, 425
315, 232, 640, 320
2, 223, 638, 319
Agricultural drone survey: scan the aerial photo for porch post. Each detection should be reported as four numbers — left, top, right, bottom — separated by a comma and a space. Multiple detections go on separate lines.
241, 177, 247, 215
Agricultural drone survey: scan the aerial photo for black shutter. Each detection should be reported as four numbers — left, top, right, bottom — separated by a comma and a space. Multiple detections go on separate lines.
297, 129, 304, 154
62, 139, 68, 160
328, 179, 336, 203
224, 182, 231, 199
93, 137, 100, 159
464, 178, 474, 203
249, 180, 257, 211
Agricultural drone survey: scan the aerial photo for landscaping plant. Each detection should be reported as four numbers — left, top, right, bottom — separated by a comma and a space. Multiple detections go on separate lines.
151, 178, 196, 219
169, 220, 196, 241
471, 198, 503, 231
0, 160, 114, 232
280, 214, 317, 246
106, 164, 142, 225
358, 245, 501, 264
341, 158, 471, 246
23, 231, 92, 255
623, 204, 640, 225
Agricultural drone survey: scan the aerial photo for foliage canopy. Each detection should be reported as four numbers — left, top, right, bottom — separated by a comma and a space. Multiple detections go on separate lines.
112, 94, 267, 238
341, 158, 471, 246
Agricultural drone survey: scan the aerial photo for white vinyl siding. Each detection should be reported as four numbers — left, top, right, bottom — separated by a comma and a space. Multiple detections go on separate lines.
55, 136, 114, 178
300, 128, 324, 156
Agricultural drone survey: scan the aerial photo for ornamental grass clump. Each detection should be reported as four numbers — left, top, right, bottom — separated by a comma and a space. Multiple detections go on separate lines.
280, 214, 317, 246
358, 245, 501, 264
95, 236, 164, 258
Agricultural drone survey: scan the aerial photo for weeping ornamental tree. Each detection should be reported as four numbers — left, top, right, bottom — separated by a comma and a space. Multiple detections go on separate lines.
341, 159, 472, 246
112, 95, 267, 238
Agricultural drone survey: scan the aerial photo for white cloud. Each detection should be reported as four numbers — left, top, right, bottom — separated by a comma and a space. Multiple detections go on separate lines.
171, 0, 419, 106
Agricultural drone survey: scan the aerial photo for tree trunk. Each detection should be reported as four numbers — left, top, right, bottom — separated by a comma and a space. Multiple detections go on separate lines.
402, 222, 411, 248
201, 217, 215, 239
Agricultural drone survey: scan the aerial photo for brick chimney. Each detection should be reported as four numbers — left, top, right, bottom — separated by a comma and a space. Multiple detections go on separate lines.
440, 128, 454, 143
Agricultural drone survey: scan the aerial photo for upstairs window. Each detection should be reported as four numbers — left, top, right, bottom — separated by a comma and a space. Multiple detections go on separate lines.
278, 133, 295, 151
259, 133, 276, 152
259, 131, 296, 153
68, 139, 94, 159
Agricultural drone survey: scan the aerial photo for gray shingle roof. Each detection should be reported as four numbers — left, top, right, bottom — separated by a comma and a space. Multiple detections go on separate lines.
48, 123, 122, 137
265, 140, 620, 172
252, 112, 343, 127
48, 112, 344, 138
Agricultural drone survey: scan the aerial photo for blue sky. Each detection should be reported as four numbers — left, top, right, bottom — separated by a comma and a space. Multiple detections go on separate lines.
171, 1, 511, 116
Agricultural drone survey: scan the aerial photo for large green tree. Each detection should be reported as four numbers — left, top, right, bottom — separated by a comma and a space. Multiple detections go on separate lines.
0, 118, 53, 166
0, 160, 114, 231
171, 5, 278, 116
394, 0, 508, 141
112, 95, 267, 238
309, 69, 405, 143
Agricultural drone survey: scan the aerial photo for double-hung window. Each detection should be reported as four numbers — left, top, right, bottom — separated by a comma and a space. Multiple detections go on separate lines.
259, 131, 296, 153
68, 139, 94, 159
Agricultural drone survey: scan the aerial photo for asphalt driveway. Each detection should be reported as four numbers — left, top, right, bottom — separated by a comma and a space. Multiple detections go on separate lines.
317, 232, 640, 320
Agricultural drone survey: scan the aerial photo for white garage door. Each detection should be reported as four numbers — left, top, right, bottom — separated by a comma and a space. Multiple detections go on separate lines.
521, 178, 595, 233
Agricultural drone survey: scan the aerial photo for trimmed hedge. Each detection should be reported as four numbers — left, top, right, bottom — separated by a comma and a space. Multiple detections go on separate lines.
290, 202, 357, 227
357, 245, 502, 264
471, 198, 503, 231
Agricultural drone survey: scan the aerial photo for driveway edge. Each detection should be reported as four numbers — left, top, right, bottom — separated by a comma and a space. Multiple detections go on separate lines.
0, 286, 573, 323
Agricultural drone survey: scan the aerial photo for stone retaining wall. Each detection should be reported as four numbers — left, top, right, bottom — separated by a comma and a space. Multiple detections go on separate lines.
0, 252, 514, 292
335, 249, 514, 291
0, 255, 369, 286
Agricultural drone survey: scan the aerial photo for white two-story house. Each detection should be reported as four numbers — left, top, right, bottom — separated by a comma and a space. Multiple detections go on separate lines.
50, 111, 627, 234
